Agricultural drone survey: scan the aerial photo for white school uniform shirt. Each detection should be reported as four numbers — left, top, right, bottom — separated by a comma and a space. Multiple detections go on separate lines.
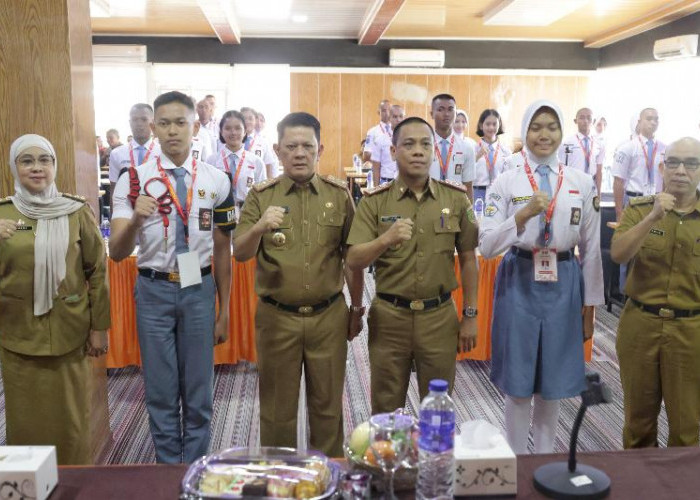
200, 119, 220, 152
429, 131, 476, 184
370, 133, 397, 180
363, 122, 392, 154
611, 134, 666, 195
112, 153, 234, 272
473, 139, 512, 187
108, 137, 160, 182
245, 132, 277, 167
191, 128, 214, 163
479, 152, 604, 306
558, 133, 604, 176
208, 146, 267, 204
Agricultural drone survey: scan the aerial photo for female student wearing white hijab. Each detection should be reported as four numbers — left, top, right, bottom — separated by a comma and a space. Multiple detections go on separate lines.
479, 101, 604, 454
0, 134, 110, 464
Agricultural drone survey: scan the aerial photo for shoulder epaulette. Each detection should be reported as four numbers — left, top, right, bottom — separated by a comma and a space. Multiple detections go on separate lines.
364, 181, 393, 196
319, 175, 348, 189
629, 195, 655, 206
61, 193, 87, 203
252, 176, 282, 193
0, 196, 12, 205
436, 179, 468, 193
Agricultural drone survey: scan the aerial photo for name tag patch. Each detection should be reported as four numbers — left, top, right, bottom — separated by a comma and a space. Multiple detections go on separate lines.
199, 208, 212, 231
650, 228, 665, 236
512, 196, 532, 204
570, 207, 581, 225
380, 215, 401, 223
455, 164, 463, 175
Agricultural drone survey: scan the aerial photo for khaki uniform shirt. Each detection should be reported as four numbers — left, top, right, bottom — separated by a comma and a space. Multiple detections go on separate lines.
234, 174, 354, 305
614, 195, 700, 309
347, 177, 478, 299
0, 196, 110, 356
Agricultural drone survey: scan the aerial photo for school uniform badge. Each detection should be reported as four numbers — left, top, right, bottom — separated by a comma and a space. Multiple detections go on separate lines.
593, 196, 600, 212
484, 203, 498, 217
570, 207, 581, 225
199, 208, 212, 231
198, 189, 206, 199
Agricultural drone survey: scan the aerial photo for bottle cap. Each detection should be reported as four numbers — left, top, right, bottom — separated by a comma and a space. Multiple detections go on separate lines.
428, 379, 448, 392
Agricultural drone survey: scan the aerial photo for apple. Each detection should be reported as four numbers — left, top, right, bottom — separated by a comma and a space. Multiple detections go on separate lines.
348, 421, 370, 457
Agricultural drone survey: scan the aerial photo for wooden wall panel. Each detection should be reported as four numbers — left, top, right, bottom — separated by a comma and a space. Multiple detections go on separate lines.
318, 74, 341, 177
289, 71, 591, 174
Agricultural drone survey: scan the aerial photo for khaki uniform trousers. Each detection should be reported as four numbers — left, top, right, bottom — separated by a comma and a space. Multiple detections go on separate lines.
617, 301, 700, 448
255, 297, 348, 457
368, 298, 459, 414
0, 345, 92, 465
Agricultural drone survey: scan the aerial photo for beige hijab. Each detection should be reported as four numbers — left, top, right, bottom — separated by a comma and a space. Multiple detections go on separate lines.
9, 134, 84, 316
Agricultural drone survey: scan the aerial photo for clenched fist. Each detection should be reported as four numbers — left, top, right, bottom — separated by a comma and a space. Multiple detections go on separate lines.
131, 195, 159, 227
255, 206, 286, 234
649, 192, 676, 222
525, 190, 551, 217
381, 218, 414, 248
0, 219, 17, 241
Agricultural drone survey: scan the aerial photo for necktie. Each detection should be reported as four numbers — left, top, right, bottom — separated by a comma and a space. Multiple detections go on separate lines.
488, 144, 495, 182
171, 167, 189, 254
646, 138, 655, 186
583, 136, 590, 174
536, 165, 552, 246
230, 153, 238, 184
440, 139, 449, 180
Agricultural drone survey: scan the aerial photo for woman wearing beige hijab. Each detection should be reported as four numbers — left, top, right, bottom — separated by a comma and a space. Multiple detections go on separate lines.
0, 134, 110, 464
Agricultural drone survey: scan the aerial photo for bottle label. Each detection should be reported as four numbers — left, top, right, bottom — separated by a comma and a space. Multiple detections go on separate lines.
418, 409, 455, 453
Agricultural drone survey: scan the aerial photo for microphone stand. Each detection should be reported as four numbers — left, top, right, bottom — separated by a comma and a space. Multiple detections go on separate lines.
533, 372, 612, 499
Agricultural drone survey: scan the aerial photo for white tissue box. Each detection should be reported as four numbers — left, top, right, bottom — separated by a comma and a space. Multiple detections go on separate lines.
454, 423, 517, 496
0, 446, 58, 500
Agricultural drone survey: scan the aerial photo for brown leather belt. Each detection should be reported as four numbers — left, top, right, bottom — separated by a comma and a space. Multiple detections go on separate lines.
377, 292, 452, 311
261, 292, 342, 315
631, 299, 700, 319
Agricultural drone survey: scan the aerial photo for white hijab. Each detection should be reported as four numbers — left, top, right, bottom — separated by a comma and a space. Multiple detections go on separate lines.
9, 134, 84, 316
520, 99, 565, 166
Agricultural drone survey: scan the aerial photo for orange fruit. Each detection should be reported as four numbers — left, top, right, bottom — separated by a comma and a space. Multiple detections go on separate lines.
363, 440, 396, 466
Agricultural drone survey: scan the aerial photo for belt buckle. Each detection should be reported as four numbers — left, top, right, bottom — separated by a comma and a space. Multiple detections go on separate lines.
410, 300, 425, 311
658, 307, 675, 319
298, 305, 313, 314
167, 272, 180, 283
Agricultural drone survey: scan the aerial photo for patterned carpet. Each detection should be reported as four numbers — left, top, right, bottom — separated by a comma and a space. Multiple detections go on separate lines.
0, 276, 670, 464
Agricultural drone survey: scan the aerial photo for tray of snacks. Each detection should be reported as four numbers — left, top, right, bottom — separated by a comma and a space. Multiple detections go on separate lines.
180, 447, 340, 499
343, 415, 418, 492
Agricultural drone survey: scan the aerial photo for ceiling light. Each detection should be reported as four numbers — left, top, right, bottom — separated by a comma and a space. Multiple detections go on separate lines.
235, 0, 292, 20
483, 0, 588, 27
291, 14, 308, 23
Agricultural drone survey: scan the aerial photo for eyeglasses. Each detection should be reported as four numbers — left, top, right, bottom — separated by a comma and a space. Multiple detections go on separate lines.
665, 159, 700, 171
17, 155, 55, 169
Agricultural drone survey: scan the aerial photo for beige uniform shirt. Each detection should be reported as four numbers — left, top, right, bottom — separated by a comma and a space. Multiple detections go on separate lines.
234, 174, 355, 305
347, 177, 478, 299
0, 196, 110, 356
614, 195, 700, 309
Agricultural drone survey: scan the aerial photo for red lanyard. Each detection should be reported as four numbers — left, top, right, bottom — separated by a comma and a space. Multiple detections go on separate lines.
222, 149, 246, 188
638, 136, 657, 172
380, 123, 392, 137
575, 135, 593, 171
156, 157, 197, 244
521, 151, 564, 247
128, 139, 156, 168
480, 140, 500, 173
434, 134, 455, 179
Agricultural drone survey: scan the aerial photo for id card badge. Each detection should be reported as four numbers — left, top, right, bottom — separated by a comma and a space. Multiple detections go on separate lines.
234, 204, 241, 223
177, 251, 203, 288
533, 247, 558, 282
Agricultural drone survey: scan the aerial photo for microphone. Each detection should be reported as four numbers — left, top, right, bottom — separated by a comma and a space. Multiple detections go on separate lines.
533, 372, 613, 499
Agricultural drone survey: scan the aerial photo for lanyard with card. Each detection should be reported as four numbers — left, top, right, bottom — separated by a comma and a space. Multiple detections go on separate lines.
155, 157, 198, 246
521, 151, 565, 247
637, 136, 657, 178
222, 149, 247, 189
129, 139, 156, 168
434, 134, 455, 180
575, 135, 593, 172
176, 251, 202, 288
480, 140, 500, 179
532, 248, 558, 282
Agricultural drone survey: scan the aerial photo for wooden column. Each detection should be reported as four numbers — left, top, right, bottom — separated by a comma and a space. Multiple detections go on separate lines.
0, 0, 112, 463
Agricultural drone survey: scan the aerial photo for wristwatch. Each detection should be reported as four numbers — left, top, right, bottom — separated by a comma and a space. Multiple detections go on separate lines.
462, 306, 478, 318
350, 305, 366, 315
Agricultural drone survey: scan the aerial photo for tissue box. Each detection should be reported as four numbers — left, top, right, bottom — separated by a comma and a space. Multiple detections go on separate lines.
454, 427, 517, 496
0, 446, 58, 500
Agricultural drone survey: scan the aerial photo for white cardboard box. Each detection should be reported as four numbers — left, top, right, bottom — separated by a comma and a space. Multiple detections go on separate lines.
454, 427, 517, 496
0, 446, 58, 500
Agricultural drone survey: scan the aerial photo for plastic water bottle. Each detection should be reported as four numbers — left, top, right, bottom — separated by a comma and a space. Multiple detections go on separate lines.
416, 379, 455, 500
474, 197, 484, 221
353, 153, 362, 173
100, 217, 111, 241
366, 168, 374, 189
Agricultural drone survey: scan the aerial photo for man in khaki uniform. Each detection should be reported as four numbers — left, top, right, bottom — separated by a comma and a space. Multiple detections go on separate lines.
233, 112, 364, 456
612, 137, 700, 448
347, 117, 479, 413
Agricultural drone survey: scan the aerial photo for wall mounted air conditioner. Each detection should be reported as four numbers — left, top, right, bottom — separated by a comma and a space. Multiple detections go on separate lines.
653, 34, 698, 60
389, 49, 445, 68
92, 45, 147, 64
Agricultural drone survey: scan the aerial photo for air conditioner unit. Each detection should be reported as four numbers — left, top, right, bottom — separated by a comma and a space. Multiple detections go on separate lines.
653, 34, 698, 60
92, 45, 147, 64
389, 49, 445, 68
